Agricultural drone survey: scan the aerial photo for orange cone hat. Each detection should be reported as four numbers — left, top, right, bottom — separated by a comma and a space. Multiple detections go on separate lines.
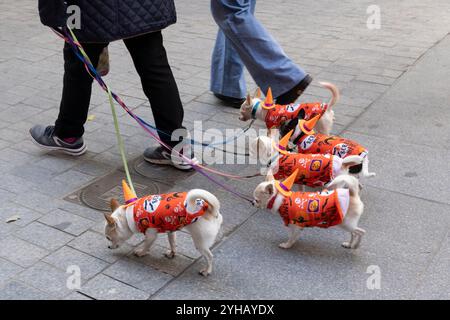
298, 114, 320, 135
275, 169, 298, 197
262, 87, 275, 109
273, 130, 293, 155
122, 180, 138, 205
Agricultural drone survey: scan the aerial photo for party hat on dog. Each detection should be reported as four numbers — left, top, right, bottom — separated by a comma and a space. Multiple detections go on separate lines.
263, 87, 275, 109
275, 169, 298, 197
298, 114, 320, 135
122, 180, 138, 205
273, 130, 293, 155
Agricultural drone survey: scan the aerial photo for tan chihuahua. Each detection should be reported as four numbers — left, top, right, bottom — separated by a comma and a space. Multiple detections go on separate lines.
239, 82, 340, 135
253, 171, 365, 250
104, 181, 223, 276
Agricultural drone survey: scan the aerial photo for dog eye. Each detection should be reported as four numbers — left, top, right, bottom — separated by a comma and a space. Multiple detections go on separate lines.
106, 236, 112, 241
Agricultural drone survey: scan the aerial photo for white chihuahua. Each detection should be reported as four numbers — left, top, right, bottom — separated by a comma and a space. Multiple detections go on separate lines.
253, 172, 365, 250
104, 186, 223, 277
239, 82, 340, 135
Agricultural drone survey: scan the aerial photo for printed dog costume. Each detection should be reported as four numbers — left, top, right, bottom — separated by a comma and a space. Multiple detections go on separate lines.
253, 171, 366, 250
291, 115, 376, 177
271, 130, 344, 187
130, 192, 209, 233
104, 181, 223, 276
269, 169, 349, 229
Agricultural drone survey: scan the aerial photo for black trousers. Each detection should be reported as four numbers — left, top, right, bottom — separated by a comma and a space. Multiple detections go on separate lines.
54, 31, 184, 147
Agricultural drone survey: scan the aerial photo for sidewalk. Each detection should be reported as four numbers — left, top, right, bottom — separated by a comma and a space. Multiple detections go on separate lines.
0, 0, 449, 300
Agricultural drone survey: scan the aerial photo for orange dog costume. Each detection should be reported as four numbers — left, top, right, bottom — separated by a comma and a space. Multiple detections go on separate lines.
294, 115, 368, 159
122, 181, 208, 233
269, 170, 349, 228
272, 131, 342, 187
259, 88, 328, 129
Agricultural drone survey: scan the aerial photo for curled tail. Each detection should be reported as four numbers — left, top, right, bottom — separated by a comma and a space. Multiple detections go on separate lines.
327, 175, 360, 197
319, 81, 340, 108
186, 189, 220, 218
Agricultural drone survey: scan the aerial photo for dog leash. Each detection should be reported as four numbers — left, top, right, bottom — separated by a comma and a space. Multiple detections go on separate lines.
57, 27, 256, 203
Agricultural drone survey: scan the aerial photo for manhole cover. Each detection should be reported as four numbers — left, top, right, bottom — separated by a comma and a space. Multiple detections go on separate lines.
133, 157, 196, 181
65, 171, 171, 212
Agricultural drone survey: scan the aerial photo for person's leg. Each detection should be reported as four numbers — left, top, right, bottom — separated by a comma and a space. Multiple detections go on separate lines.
123, 31, 184, 148
55, 42, 107, 138
123, 32, 191, 170
211, 0, 311, 104
210, 29, 247, 101
30, 41, 107, 156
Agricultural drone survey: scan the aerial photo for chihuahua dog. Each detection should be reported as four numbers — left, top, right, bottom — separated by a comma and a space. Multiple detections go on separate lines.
253, 172, 365, 250
239, 82, 339, 135
250, 131, 364, 188
104, 187, 223, 276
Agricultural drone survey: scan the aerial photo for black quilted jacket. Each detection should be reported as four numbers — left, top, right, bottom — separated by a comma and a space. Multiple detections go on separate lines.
38, 0, 177, 43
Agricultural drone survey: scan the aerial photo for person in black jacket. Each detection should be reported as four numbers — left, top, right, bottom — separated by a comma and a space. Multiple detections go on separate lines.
31, 0, 192, 170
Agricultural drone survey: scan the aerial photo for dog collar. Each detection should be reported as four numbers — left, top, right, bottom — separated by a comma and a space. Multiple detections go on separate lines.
266, 195, 277, 210
125, 205, 139, 233
251, 101, 261, 120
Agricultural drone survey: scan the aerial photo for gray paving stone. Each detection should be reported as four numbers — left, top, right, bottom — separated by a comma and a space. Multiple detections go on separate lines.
68, 230, 133, 264
414, 235, 450, 300
0, 236, 49, 268
155, 210, 421, 300
0, 281, 55, 300
0, 258, 24, 286
43, 246, 109, 280
104, 258, 173, 295
15, 222, 74, 251
342, 131, 450, 205
38, 210, 96, 236
80, 274, 150, 300
18, 262, 76, 298
128, 244, 194, 277
0, 202, 42, 227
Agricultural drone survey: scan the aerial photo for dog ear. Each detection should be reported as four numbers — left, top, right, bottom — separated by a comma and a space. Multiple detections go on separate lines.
246, 93, 252, 106
265, 183, 274, 195
103, 212, 116, 226
266, 170, 275, 182
254, 87, 262, 99
110, 198, 120, 212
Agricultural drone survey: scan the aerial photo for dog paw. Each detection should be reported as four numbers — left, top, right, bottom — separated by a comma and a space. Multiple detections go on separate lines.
133, 248, 148, 257
199, 269, 210, 277
341, 242, 352, 249
366, 172, 376, 178
164, 250, 176, 259
279, 242, 293, 249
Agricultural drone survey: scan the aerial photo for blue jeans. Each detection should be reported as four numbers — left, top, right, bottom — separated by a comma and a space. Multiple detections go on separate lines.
210, 0, 307, 99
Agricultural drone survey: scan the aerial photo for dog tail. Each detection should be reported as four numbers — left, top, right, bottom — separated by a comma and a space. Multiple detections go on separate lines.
319, 81, 340, 108
327, 175, 359, 197
186, 189, 220, 218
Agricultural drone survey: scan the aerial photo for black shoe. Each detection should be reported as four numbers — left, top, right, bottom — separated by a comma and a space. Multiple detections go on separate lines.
143, 146, 194, 171
214, 93, 245, 108
275, 74, 313, 105
30, 125, 87, 156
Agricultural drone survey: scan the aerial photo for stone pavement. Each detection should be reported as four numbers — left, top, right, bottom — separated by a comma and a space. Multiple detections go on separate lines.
0, 0, 450, 300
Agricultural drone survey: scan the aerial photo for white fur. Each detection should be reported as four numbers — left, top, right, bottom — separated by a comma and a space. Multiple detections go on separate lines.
253, 174, 365, 250
104, 189, 223, 277
239, 82, 340, 135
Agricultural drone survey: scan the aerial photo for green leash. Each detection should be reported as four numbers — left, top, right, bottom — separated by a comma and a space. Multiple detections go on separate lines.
68, 28, 136, 196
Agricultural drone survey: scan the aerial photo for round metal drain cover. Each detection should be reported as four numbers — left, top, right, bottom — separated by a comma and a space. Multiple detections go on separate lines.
79, 172, 160, 212
133, 157, 195, 181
